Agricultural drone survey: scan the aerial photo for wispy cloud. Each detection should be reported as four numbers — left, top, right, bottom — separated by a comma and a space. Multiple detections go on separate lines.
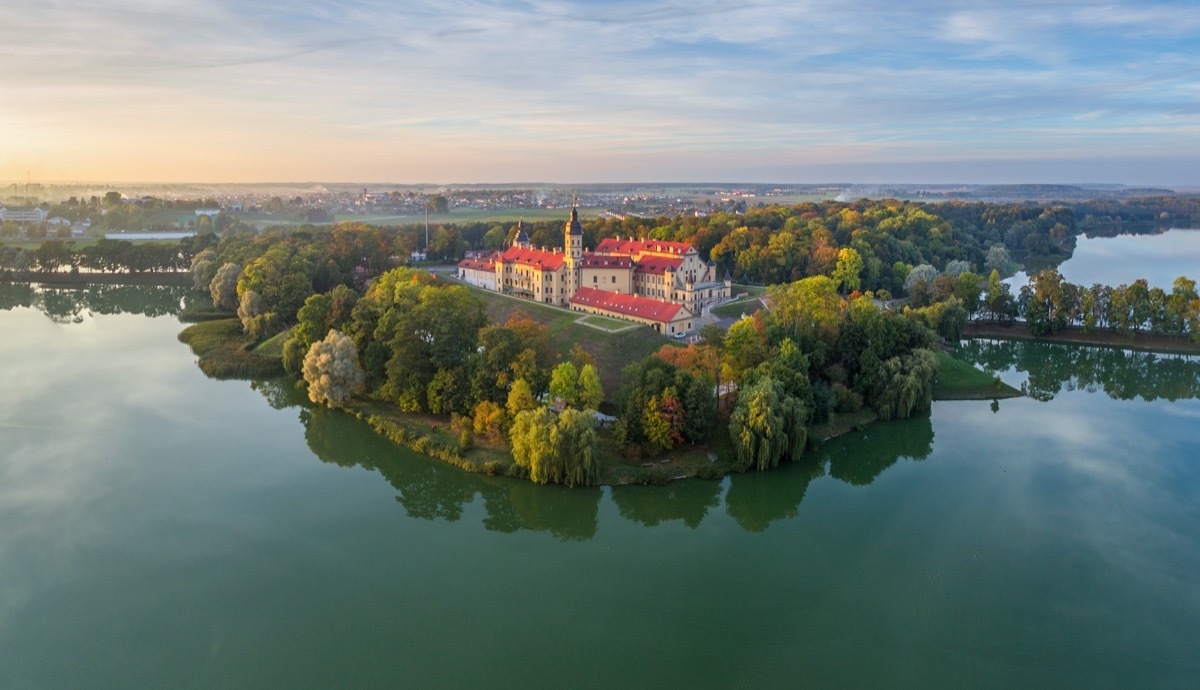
1, 0, 1198, 182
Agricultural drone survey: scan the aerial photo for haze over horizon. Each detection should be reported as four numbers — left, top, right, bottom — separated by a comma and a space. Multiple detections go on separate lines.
3, 1, 1198, 187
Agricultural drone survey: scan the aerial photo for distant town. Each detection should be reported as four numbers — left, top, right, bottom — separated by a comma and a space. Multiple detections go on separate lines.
1, 181, 1186, 243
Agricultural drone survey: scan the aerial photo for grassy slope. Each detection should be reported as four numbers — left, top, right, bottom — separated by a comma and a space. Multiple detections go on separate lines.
933, 349, 1022, 400
470, 288, 672, 395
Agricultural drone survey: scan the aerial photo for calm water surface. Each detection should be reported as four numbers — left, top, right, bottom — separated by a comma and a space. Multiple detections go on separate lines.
1012, 227, 1200, 288
1, 284, 1198, 688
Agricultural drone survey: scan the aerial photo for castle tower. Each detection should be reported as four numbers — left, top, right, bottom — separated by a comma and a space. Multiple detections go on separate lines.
564, 201, 583, 299
514, 219, 531, 249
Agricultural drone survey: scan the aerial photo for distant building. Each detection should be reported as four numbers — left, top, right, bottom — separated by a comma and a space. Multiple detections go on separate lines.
456, 208, 730, 335
0, 206, 48, 223
194, 208, 221, 218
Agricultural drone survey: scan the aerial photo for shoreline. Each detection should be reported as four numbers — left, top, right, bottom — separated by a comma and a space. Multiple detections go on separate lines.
964, 321, 1200, 356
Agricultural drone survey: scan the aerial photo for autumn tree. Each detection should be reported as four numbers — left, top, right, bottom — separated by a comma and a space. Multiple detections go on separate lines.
302, 330, 366, 408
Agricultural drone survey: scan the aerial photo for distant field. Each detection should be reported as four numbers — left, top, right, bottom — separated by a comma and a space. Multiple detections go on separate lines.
332, 207, 598, 226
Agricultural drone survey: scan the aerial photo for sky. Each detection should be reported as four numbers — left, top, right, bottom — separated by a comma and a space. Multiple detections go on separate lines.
1, 0, 1198, 186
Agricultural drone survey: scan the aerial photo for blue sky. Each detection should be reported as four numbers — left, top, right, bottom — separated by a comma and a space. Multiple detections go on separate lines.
1, 0, 1197, 185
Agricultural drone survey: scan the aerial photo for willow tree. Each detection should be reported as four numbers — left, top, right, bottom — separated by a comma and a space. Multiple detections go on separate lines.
874, 349, 937, 421
209, 262, 241, 311
509, 407, 599, 487
302, 330, 366, 408
728, 376, 808, 472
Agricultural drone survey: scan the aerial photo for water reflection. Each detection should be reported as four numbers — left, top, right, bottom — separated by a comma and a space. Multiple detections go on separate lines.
610, 481, 722, 529
724, 459, 824, 532
827, 413, 934, 486
956, 339, 1200, 402
288, 392, 602, 540
0, 282, 190, 323
275, 376, 943, 536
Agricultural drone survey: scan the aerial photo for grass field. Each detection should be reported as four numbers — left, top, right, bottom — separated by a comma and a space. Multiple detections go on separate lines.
933, 349, 1022, 400
711, 297, 761, 320
576, 314, 631, 330
467, 287, 670, 394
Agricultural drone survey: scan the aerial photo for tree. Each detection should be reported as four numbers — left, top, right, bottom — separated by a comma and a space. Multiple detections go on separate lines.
984, 269, 1016, 321
766, 276, 845, 356
728, 376, 808, 471
943, 259, 973, 278
472, 400, 508, 443
190, 248, 218, 291
209, 262, 241, 311
984, 244, 1014, 276
549, 362, 580, 408
236, 290, 265, 333
872, 349, 937, 421
509, 407, 600, 487
302, 330, 366, 407
903, 264, 940, 294
506, 378, 537, 417
832, 247, 863, 294
578, 363, 604, 410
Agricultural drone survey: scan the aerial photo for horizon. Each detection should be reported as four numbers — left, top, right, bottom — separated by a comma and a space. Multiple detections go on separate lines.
3, 1, 1198, 186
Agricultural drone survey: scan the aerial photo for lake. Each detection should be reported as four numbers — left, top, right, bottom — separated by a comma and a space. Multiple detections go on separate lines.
1011, 226, 1200, 289
1, 282, 1199, 688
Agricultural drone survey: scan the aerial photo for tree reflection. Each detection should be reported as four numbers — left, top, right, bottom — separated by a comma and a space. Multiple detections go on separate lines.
0, 282, 190, 323
610, 480, 722, 529
724, 457, 825, 532
483, 482, 600, 542
292, 396, 599, 540
265, 363, 944, 538
956, 339, 1200, 402
826, 412, 934, 486
0, 282, 34, 311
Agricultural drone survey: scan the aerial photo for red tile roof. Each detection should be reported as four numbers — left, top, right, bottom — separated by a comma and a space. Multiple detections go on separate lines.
498, 246, 565, 270
633, 256, 683, 275
570, 287, 689, 324
578, 252, 632, 269
595, 237, 696, 257
457, 256, 495, 272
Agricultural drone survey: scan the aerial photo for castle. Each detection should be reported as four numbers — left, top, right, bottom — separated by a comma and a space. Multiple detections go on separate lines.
457, 207, 730, 336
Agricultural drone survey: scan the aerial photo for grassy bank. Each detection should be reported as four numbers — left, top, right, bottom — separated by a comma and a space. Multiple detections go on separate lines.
933, 350, 1023, 400
177, 318, 286, 379
964, 321, 1200, 355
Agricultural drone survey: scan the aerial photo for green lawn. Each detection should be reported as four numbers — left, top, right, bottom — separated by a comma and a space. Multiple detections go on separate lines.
933, 349, 1022, 400
468, 287, 668, 394
732, 283, 767, 297
577, 314, 630, 330
711, 297, 761, 320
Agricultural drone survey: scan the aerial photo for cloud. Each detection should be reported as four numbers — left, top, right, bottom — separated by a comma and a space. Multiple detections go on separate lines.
1, 0, 1198, 182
